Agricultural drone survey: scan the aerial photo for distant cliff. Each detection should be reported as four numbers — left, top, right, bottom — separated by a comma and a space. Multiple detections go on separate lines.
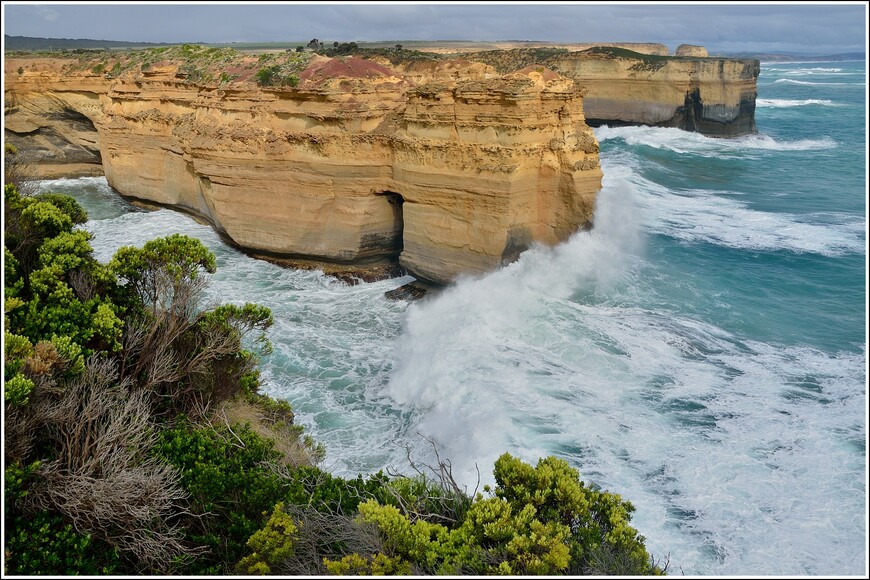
5, 53, 600, 285
462, 47, 760, 137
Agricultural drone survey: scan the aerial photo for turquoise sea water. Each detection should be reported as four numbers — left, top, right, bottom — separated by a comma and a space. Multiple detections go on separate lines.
35, 60, 866, 575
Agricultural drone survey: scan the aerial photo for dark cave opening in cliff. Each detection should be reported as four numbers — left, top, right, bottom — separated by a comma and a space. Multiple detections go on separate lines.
375, 191, 405, 257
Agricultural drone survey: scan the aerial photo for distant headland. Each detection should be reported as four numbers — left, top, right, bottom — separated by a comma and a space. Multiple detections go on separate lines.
5, 34, 864, 62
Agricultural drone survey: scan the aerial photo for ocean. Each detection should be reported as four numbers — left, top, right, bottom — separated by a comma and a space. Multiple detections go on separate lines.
33, 59, 867, 575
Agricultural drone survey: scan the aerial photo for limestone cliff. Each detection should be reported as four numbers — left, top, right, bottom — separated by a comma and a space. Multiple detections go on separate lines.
5, 55, 600, 285
553, 49, 758, 137
461, 47, 759, 137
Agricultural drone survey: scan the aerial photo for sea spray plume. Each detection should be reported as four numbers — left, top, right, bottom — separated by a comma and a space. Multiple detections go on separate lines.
383, 179, 644, 489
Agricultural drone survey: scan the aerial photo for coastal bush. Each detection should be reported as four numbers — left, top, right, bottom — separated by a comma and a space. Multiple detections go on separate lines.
108, 234, 275, 415
237, 453, 663, 576
255, 64, 300, 87
255, 64, 280, 85
323, 42, 359, 57
4, 503, 122, 575
492, 454, 660, 575
2, 185, 305, 573
4, 185, 125, 354
154, 418, 378, 574
154, 420, 287, 574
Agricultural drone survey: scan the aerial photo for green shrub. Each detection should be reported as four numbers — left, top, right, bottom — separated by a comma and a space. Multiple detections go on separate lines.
4, 463, 122, 575
492, 454, 660, 575
33, 192, 88, 224
4, 511, 123, 575
237, 502, 299, 575
238, 454, 662, 576
255, 65, 280, 86
154, 420, 288, 574
3, 331, 33, 378
4, 373, 35, 406
255, 65, 298, 88
323, 552, 412, 575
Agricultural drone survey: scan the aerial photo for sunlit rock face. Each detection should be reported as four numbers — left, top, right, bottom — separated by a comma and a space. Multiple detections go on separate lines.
5, 56, 601, 285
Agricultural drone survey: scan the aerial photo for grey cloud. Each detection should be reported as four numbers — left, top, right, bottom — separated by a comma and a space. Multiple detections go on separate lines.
2, 3, 865, 54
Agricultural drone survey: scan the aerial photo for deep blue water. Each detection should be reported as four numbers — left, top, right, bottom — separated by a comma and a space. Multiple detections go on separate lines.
35, 60, 867, 575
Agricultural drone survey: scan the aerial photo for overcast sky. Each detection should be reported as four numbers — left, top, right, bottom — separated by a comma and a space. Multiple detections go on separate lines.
2, 2, 867, 55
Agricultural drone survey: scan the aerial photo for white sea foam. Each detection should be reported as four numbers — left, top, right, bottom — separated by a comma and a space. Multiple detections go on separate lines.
756, 98, 839, 107
31, 175, 108, 189
33, 176, 143, 221
774, 78, 865, 86
594, 125, 837, 157
600, 158, 865, 256
379, 178, 866, 574
789, 67, 844, 73
766, 67, 859, 76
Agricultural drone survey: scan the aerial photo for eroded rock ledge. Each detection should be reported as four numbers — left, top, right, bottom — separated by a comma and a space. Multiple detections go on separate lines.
5, 56, 600, 285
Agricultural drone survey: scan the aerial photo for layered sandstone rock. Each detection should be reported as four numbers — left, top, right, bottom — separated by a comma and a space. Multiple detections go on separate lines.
4, 59, 107, 177
549, 49, 758, 136
5, 56, 601, 285
461, 47, 759, 136
393, 71, 600, 283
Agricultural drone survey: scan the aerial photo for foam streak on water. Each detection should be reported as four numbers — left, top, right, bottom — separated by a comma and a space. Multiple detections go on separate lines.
599, 154, 865, 256
595, 125, 837, 156
756, 98, 839, 107
774, 78, 865, 86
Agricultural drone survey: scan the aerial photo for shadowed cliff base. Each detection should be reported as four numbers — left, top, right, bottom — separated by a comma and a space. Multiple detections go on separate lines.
118, 191, 410, 285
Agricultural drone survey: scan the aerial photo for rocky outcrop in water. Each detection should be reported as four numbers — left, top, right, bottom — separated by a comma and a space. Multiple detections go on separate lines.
4, 46, 758, 282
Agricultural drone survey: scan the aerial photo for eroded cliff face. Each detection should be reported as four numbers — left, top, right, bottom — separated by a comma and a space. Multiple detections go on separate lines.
5, 58, 107, 177
461, 48, 759, 137
5, 56, 601, 285
550, 51, 759, 136
675, 44, 709, 58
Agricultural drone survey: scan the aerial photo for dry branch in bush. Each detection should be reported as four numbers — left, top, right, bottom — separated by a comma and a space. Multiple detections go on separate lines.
269, 505, 388, 576
21, 356, 201, 570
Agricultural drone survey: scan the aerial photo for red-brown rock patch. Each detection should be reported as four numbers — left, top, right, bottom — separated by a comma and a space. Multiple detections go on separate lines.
300, 57, 397, 85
